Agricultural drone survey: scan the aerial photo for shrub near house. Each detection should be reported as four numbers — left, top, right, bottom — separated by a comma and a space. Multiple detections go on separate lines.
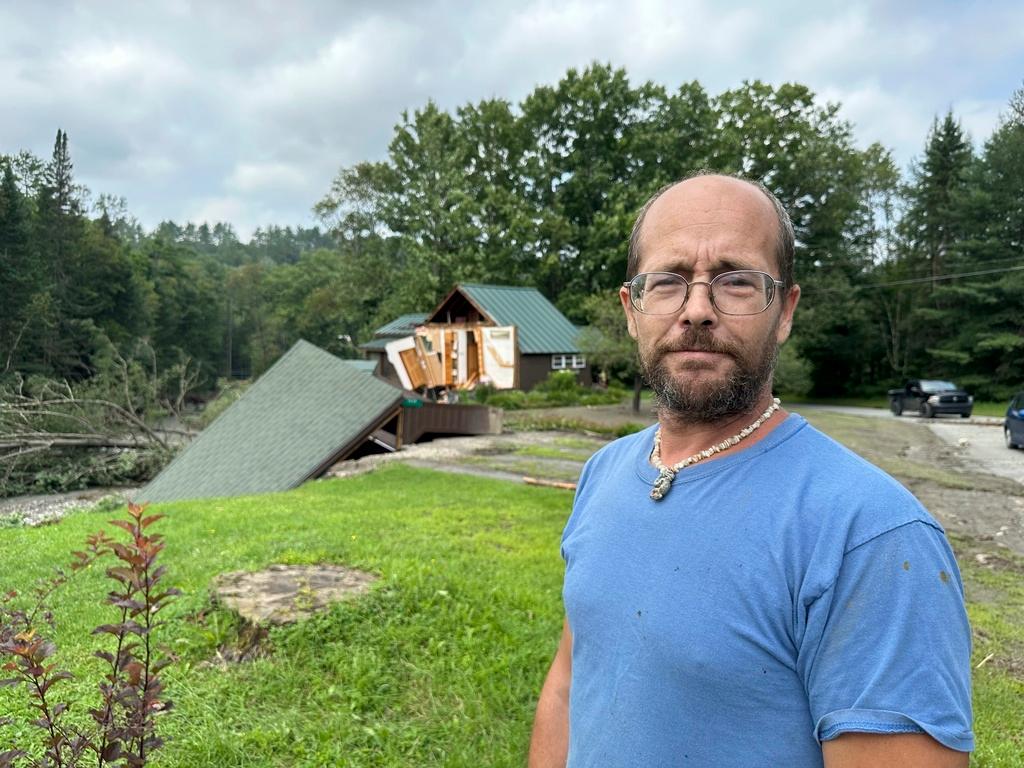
474, 370, 625, 410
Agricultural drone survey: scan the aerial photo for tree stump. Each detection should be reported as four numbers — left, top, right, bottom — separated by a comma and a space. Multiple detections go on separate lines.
213, 564, 378, 626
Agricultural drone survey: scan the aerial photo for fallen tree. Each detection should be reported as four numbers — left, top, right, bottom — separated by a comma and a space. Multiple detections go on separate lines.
0, 352, 199, 497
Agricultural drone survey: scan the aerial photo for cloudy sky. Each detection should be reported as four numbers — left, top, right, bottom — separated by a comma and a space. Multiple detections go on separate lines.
2, 1, 1022, 239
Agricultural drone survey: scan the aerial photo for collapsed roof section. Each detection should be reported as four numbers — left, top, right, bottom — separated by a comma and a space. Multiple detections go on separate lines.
137, 340, 403, 503
360, 313, 430, 353
380, 283, 584, 392
385, 325, 517, 391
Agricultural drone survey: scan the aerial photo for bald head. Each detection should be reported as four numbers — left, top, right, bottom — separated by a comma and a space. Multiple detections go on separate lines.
626, 173, 796, 289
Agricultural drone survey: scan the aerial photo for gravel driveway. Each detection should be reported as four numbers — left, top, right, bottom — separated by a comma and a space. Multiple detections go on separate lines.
926, 419, 1024, 486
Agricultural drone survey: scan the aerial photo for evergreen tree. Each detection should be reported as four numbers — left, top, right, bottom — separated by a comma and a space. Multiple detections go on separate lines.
0, 160, 36, 372
27, 130, 94, 376
900, 112, 974, 281
922, 90, 1024, 397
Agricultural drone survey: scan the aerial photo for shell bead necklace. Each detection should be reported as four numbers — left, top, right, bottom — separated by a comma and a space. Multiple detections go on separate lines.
649, 398, 781, 501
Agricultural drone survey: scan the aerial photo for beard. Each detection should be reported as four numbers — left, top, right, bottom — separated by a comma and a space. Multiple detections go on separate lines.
639, 325, 779, 424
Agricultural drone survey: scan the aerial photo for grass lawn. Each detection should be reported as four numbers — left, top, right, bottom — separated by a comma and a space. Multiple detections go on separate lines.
0, 459, 1021, 765
0, 467, 568, 767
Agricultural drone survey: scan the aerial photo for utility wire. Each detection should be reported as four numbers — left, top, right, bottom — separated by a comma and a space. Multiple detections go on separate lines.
871, 264, 1024, 287
804, 263, 1024, 294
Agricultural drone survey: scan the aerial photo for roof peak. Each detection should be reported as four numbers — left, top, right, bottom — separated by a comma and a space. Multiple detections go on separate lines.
458, 282, 540, 292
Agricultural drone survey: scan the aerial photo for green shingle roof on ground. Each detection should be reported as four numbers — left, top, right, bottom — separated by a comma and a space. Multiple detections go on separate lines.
457, 284, 581, 354
137, 340, 402, 503
373, 313, 429, 337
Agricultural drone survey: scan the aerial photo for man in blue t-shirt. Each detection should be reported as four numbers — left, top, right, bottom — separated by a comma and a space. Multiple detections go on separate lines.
528, 173, 973, 768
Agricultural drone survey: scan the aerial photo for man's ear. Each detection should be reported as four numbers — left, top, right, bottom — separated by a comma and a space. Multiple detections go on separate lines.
619, 286, 639, 340
775, 283, 800, 345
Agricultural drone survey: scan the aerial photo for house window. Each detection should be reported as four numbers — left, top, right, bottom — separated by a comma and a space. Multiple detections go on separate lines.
552, 354, 587, 370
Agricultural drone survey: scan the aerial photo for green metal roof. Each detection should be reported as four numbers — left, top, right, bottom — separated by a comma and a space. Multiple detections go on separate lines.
137, 340, 402, 503
340, 359, 378, 373
373, 313, 429, 337
358, 337, 391, 352
457, 284, 581, 354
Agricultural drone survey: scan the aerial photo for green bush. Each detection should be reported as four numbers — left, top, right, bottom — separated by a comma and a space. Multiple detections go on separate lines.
4, 447, 170, 497
482, 390, 529, 410
533, 370, 580, 394
613, 422, 647, 437
471, 371, 626, 410
471, 382, 498, 404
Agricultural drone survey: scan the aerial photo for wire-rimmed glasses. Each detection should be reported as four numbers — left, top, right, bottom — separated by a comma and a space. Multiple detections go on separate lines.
623, 270, 785, 316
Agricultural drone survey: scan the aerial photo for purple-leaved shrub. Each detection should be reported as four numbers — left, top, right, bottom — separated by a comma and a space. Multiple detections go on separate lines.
0, 503, 178, 767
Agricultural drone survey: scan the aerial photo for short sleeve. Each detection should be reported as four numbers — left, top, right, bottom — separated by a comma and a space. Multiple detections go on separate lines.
798, 520, 974, 753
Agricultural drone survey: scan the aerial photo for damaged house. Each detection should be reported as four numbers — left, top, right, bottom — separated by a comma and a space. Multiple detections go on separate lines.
137, 339, 500, 503
363, 284, 589, 392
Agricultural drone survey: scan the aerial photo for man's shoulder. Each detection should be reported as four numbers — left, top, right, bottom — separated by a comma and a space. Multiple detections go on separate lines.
774, 415, 943, 543
785, 417, 907, 487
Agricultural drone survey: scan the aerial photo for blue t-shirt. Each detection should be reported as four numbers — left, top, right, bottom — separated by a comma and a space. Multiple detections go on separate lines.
561, 414, 973, 767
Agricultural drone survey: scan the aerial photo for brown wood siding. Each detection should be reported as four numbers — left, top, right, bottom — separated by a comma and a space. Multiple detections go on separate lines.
400, 403, 503, 443
519, 355, 592, 390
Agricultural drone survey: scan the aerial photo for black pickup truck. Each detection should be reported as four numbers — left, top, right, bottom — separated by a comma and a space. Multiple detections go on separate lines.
888, 379, 973, 418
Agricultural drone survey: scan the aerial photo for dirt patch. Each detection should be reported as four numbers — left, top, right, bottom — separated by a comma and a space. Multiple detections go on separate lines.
911, 485, 1024, 557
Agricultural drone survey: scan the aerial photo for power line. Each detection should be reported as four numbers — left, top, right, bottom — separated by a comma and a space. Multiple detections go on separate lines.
872, 264, 1024, 287
804, 263, 1024, 294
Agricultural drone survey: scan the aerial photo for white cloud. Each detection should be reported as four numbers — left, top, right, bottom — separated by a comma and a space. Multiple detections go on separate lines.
227, 161, 309, 194
777, 7, 934, 81
2, 0, 1020, 240
186, 195, 249, 230
958, 99, 1011, 148
819, 81, 927, 158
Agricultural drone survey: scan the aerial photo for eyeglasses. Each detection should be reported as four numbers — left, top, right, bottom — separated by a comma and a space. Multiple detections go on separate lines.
623, 270, 785, 316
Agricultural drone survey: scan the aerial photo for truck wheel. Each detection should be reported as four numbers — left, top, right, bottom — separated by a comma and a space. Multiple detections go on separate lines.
890, 400, 902, 416
1006, 428, 1018, 449
921, 403, 934, 418
960, 412, 970, 419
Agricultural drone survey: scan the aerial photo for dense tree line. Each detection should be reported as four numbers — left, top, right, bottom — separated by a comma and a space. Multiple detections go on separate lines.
2, 65, 1024, 406
315, 66, 1024, 400
0, 133, 337, 388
